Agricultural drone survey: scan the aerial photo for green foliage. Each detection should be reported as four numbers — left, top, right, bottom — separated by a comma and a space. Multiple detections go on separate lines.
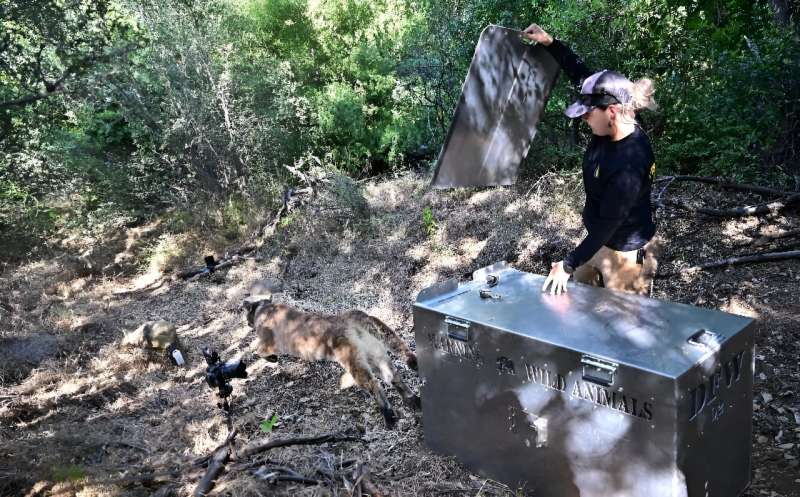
278, 213, 296, 229
259, 413, 279, 433
1, 0, 799, 256
409, 0, 800, 182
422, 206, 437, 238
239, 0, 317, 74
0, 155, 62, 257
655, 23, 799, 181
51, 464, 86, 482
552, 0, 798, 181
0, 0, 140, 158
315, 82, 368, 151
0, 0, 137, 106
219, 194, 250, 239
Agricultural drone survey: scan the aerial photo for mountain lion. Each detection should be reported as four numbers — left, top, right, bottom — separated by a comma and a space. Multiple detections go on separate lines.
243, 295, 419, 427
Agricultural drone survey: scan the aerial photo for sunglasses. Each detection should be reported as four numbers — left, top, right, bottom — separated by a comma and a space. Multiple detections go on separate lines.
577, 91, 620, 109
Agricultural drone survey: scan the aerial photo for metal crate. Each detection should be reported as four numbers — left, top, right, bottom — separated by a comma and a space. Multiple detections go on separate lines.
414, 262, 755, 497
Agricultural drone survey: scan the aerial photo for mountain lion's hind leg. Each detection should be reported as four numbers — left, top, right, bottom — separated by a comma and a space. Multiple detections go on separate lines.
377, 360, 420, 411
335, 344, 398, 428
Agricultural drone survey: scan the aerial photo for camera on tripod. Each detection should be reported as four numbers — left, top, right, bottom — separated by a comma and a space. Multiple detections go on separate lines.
202, 346, 248, 399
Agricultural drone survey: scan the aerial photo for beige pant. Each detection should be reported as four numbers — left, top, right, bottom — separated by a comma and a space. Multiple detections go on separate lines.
573, 238, 662, 295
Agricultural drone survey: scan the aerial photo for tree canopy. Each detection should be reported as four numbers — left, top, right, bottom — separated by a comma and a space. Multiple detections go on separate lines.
1, 0, 799, 252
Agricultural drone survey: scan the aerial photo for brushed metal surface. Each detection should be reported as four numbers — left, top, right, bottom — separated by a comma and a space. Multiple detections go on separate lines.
414, 263, 755, 497
415, 264, 752, 377
431, 25, 560, 188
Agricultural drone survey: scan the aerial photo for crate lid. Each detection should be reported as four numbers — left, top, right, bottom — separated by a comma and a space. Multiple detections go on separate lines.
431, 25, 560, 188
414, 262, 754, 378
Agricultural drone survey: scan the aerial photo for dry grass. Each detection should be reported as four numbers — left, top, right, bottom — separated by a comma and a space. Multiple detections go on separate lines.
1, 171, 798, 497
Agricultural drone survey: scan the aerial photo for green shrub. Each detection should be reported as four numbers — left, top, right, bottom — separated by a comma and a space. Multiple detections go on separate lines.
422, 206, 437, 238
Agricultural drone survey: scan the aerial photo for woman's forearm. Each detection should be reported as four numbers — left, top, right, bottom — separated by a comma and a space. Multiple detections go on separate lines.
542, 39, 594, 88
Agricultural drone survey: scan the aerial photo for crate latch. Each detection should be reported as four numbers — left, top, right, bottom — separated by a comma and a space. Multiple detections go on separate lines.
445, 317, 471, 341
581, 355, 618, 386
687, 329, 722, 352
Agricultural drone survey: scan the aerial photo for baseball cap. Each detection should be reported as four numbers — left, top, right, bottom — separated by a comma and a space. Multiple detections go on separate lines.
564, 70, 633, 118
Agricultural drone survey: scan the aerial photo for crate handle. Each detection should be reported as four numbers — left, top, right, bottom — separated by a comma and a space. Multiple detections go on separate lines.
445, 317, 471, 341
581, 355, 618, 386
687, 329, 722, 351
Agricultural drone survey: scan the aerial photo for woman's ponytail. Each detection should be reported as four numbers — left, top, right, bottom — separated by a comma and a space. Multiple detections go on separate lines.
631, 78, 657, 112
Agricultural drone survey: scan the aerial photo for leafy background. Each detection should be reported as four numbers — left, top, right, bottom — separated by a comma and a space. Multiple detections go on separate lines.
1, 0, 799, 255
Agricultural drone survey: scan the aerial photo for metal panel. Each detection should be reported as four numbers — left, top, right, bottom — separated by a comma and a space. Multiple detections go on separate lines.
415, 263, 753, 378
431, 25, 560, 188
676, 327, 754, 497
414, 263, 755, 497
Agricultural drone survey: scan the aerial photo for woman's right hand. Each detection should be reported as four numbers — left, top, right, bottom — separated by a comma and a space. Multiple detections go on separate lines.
522, 24, 553, 46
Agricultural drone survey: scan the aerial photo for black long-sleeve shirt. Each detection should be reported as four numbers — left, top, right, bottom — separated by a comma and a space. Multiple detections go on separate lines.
543, 40, 656, 269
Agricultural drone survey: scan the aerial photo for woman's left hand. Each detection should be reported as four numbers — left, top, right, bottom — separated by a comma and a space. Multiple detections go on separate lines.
522, 24, 554, 46
542, 261, 571, 295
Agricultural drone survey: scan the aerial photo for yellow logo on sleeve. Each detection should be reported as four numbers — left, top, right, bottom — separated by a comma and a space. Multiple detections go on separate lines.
649, 162, 656, 181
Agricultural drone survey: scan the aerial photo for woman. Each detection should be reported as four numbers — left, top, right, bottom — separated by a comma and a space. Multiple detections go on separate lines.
522, 24, 660, 296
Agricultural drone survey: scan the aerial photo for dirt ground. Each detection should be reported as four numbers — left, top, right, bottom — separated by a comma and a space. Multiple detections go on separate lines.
0, 171, 798, 497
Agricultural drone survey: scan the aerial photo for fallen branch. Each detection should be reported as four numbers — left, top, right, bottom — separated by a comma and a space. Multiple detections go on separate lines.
736, 228, 800, 247
178, 251, 256, 281
315, 455, 351, 497
265, 474, 322, 485
253, 465, 322, 486
193, 428, 238, 497
658, 250, 800, 277
82, 468, 193, 489
353, 463, 384, 497
752, 228, 800, 240
665, 194, 800, 218
235, 432, 363, 461
224, 245, 258, 258
192, 437, 235, 468
192, 434, 361, 495
194, 445, 230, 497
260, 186, 314, 239
112, 277, 167, 296
655, 175, 796, 197
186, 258, 238, 280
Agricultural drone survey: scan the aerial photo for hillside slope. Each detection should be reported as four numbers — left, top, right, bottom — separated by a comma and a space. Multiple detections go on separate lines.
1, 172, 798, 497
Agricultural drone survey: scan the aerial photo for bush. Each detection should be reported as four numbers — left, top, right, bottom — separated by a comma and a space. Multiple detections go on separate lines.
2, 0, 799, 255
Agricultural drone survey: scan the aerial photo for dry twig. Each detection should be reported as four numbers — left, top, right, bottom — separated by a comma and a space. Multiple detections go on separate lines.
354, 463, 384, 497
112, 277, 167, 296
665, 194, 800, 218
659, 250, 800, 277
193, 428, 238, 497
655, 175, 796, 197
253, 465, 322, 485
752, 228, 800, 240
235, 432, 363, 460
260, 186, 314, 239
194, 444, 230, 497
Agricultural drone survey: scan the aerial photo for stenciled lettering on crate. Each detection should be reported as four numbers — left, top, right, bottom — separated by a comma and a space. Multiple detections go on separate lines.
687, 350, 746, 421
428, 331, 484, 366
429, 326, 748, 424
519, 359, 654, 421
